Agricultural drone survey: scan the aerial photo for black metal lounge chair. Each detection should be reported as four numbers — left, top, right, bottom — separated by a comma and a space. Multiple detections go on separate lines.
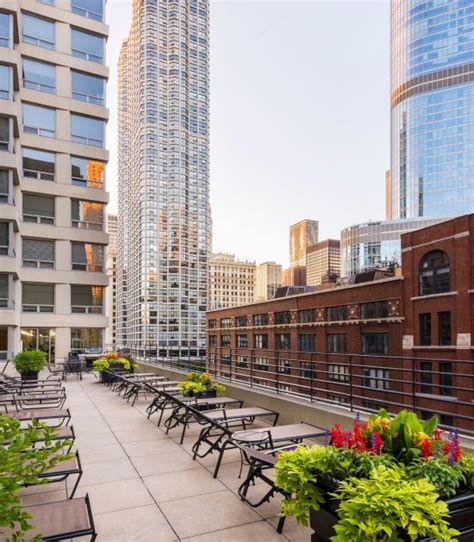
15, 494, 97, 541
32, 450, 83, 498
7, 407, 71, 427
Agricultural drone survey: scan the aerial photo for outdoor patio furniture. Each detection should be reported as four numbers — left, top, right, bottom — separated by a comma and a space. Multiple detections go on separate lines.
31, 450, 83, 498
7, 407, 71, 427
47, 361, 66, 381
9, 494, 97, 541
64, 360, 84, 381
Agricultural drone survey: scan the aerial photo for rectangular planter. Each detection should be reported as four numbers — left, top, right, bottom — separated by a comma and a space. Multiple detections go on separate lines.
310, 483, 474, 542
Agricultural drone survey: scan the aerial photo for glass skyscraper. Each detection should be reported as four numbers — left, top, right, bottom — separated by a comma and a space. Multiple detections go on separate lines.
390, 0, 474, 219
117, 0, 210, 359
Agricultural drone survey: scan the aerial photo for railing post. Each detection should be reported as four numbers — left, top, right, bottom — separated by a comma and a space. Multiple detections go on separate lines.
276, 351, 280, 394
349, 354, 353, 413
412, 357, 416, 410
310, 352, 314, 402
250, 349, 254, 388
229, 350, 232, 383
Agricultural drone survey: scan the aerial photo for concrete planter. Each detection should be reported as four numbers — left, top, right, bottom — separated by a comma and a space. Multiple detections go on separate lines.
20, 371, 39, 381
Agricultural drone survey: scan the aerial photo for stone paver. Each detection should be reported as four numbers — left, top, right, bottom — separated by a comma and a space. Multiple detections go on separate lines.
25, 376, 313, 541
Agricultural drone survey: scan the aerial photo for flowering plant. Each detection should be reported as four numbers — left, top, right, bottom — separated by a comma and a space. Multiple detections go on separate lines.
178, 372, 225, 397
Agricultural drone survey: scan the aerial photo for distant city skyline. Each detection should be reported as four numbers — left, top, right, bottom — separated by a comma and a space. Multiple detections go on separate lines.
107, 1, 390, 267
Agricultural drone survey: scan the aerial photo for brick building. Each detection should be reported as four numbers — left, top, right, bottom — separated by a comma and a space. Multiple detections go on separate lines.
207, 216, 474, 432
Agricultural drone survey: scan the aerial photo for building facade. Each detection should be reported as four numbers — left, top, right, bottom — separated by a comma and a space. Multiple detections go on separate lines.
209, 253, 255, 309
256, 262, 282, 302
306, 239, 340, 288
289, 219, 318, 268
340, 217, 446, 278
117, 0, 210, 359
281, 266, 306, 287
390, 0, 474, 220
0, 0, 109, 362
207, 215, 474, 432
105, 213, 117, 350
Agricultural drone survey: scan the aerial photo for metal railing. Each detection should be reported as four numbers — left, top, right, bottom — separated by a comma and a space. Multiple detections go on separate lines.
139, 348, 474, 435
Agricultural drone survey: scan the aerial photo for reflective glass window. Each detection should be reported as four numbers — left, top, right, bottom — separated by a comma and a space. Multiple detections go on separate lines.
71, 200, 104, 230
0, 117, 10, 150
71, 0, 104, 21
23, 193, 55, 224
71, 285, 103, 313
0, 65, 11, 99
23, 148, 55, 181
22, 14, 55, 50
419, 250, 450, 295
71, 71, 104, 104
22, 283, 54, 312
71, 29, 104, 63
71, 114, 104, 147
0, 13, 11, 47
0, 170, 9, 203
22, 104, 55, 138
23, 59, 55, 93
71, 156, 104, 188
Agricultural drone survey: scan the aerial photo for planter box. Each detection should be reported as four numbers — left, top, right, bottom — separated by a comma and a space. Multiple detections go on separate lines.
20, 371, 39, 381
185, 389, 217, 399
310, 481, 474, 542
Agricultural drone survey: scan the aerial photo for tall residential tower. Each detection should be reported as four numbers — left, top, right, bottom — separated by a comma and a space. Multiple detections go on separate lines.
118, 0, 210, 359
390, 0, 474, 219
0, 0, 109, 362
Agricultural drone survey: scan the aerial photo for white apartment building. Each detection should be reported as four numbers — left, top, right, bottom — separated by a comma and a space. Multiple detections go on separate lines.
256, 261, 282, 301
0, 0, 109, 362
105, 213, 117, 349
117, 0, 210, 359
209, 253, 256, 309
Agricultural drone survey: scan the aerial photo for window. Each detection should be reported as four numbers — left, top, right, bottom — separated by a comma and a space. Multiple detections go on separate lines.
236, 355, 248, 368
0, 13, 11, 47
255, 357, 268, 371
71, 71, 104, 104
253, 313, 268, 326
71, 242, 103, 272
361, 333, 388, 355
23, 148, 55, 181
22, 59, 55, 93
299, 334, 315, 352
71, 157, 104, 189
38, 0, 55, 5
439, 362, 452, 396
0, 222, 9, 255
71, 0, 104, 21
419, 313, 431, 346
419, 250, 450, 295
360, 301, 389, 319
71, 200, 104, 230
22, 283, 54, 312
327, 306, 348, 321
327, 394, 350, 406
235, 316, 247, 327
276, 333, 290, 350
254, 334, 268, 349
71, 114, 104, 147
23, 194, 55, 224
209, 335, 217, 347
363, 368, 389, 390
0, 65, 11, 99
22, 104, 55, 138
420, 362, 433, 394
71, 285, 103, 313
22, 14, 55, 50
220, 318, 232, 328
208, 353, 216, 364
0, 274, 9, 307
328, 364, 349, 383
300, 361, 315, 380
208, 319, 217, 330
237, 334, 248, 348
0, 117, 11, 150
22, 239, 54, 268
278, 359, 291, 374
71, 29, 104, 63
299, 309, 315, 323
221, 334, 231, 347
0, 170, 9, 203
275, 311, 291, 325
438, 311, 451, 346
221, 354, 231, 366
71, 328, 102, 350
327, 333, 347, 353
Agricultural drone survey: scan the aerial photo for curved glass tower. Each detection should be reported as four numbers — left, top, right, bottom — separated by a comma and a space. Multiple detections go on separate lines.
391, 1, 474, 219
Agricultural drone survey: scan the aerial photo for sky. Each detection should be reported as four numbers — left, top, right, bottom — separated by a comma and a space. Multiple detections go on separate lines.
106, 0, 390, 267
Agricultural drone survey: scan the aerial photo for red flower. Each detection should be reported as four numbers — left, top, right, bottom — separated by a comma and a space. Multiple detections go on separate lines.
371, 431, 383, 454
329, 424, 345, 448
420, 439, 432, 458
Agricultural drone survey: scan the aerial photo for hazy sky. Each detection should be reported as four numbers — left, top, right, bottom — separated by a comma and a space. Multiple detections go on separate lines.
106, 0, 390, 267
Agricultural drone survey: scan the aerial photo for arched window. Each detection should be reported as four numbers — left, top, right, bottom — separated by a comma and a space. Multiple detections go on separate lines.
419, 250, 450, 295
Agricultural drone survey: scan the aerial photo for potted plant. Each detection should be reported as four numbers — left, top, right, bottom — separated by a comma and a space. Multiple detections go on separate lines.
93, 353, 136, 383
12, 350, 46, 381
178, 372, 225, 398
275, 409, 474, 541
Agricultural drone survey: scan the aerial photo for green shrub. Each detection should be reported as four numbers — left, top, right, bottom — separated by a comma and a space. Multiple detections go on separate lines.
92, 357, 131, 372
12, 350, 46, 374
178, 372, 225, 397
0, 416, 73, 540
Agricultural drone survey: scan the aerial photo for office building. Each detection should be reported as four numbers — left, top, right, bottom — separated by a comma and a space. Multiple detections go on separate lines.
117, 0, 210, 359
306, 239, 340, 288
289, 219, 318, 267
281, 266, 306, 287
209, 253, 256, 309
0, 0, 109, 362
105, 214, 117, 350
256, 262, 282, 302
390, 0, 474, 219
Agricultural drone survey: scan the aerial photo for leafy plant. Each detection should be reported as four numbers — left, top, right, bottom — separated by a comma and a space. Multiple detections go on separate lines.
92, 357, 131, 372
178, 372, 225, 397
331, 465, 459, 542
0, 416, 73, 541
459, 453, 474, 491
406, 456, 465, 498
12, 350, 46, 374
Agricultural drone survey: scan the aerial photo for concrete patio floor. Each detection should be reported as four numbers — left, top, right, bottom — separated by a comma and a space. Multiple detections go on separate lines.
20, 376, 314, 541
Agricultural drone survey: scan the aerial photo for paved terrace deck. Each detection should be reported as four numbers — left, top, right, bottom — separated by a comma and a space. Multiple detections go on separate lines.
19, 376, 313, 541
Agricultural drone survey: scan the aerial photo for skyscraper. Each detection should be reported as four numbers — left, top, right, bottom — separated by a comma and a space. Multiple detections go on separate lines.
390, 1, 474, 219
209, 253, 256, 309
0, 0, 109, 362
256, 262, 282, 301
117, 0, 210, 359
105, 214, 118, 350
306, 239, 341, 288
289, 219, 319, 268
